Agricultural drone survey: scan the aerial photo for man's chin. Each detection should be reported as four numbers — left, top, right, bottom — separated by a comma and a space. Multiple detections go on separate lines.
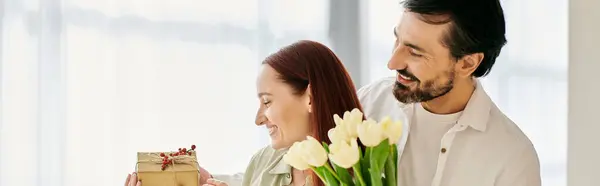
393, 94, 418, 104
394, 81, 412, 90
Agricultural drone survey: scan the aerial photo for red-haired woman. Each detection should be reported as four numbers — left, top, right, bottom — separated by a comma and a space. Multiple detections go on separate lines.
125, 40, 365, 186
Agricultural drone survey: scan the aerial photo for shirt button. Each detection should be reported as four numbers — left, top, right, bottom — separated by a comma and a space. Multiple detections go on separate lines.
441, 148, 447, 153
286, 174, 291, 178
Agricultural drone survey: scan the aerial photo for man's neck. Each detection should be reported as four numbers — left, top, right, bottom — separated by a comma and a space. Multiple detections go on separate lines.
421, 79, 476, 114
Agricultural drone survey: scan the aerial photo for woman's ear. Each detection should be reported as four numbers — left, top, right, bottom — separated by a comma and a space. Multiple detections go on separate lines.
305, 85, 312, 113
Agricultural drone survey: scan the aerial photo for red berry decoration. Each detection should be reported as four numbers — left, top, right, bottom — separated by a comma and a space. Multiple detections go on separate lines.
161, 145, 198, 171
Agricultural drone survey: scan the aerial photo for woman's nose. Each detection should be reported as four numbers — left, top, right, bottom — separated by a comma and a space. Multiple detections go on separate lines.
255, 107, 266, 126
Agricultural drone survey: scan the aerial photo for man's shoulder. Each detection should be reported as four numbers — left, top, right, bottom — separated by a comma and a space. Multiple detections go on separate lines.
357, 77, 408, 120
357, 77, 400, 108
485, 106, 541, 176
487, 105, 537, 155
357, 76, 396, 100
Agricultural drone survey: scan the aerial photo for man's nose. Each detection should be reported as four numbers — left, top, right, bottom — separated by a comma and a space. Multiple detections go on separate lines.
388, 45, 408, 70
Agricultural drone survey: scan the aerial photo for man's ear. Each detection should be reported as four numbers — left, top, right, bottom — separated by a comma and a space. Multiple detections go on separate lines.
456, 53, 484, 78
305, 85, 312, 113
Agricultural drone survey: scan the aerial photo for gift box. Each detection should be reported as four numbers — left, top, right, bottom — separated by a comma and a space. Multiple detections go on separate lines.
136, 146, 199, 186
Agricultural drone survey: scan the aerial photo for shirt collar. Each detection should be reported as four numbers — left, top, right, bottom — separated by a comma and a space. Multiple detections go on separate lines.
458, 80, 492, 132
266, 148, 314, 185
267, 148, 292, 175
399, 79, 492, 132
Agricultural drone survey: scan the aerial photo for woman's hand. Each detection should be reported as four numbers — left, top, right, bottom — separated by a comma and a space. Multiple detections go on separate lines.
124, 172, 141, 186
198, 165, 213, 184
202, 178, 228, 186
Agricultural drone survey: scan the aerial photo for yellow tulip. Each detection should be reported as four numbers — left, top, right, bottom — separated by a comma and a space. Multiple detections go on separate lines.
328, 138, 360, 168
328, 127, 350, 144
342, 108, 363, 138
333, 114, 344, 126
300, 136, 329, 167
331, 108, 363, 143
283, 141, 311, 170
357, 118, 385, 147
380, 117, 403, 144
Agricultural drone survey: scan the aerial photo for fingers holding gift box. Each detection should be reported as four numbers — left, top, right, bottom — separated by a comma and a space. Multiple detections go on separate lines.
136, 145, 200, 186
201, 178, 228, 186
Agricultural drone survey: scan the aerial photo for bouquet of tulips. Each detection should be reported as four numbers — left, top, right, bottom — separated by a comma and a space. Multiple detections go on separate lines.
283, 109, 403, 186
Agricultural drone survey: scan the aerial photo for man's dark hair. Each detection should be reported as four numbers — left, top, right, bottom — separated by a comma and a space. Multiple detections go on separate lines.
402, 0, 507, 77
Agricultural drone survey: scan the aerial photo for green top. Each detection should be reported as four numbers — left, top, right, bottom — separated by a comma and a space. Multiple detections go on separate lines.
241, 146, 312, 186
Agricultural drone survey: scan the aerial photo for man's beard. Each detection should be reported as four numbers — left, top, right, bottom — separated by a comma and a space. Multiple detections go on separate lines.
393, 69, 455, 103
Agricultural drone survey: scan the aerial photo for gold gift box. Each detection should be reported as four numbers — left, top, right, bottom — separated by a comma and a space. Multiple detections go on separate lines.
136, 151, 199, 186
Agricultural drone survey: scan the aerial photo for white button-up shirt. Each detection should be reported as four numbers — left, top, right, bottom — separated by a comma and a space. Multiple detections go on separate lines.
357, 77, 541, 186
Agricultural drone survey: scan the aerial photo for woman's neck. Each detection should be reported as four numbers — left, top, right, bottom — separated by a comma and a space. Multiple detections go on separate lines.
291, 168, 307, 186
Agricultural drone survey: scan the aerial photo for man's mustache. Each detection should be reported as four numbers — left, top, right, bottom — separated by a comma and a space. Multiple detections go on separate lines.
397, 69, 419, 82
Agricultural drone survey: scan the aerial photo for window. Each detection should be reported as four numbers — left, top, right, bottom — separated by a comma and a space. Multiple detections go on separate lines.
0, 0, 330, 185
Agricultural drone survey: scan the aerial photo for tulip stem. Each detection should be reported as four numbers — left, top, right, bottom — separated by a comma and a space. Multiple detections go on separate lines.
324, 163, 342, 182
311, 167, 327, 182
352, 164, 367, 186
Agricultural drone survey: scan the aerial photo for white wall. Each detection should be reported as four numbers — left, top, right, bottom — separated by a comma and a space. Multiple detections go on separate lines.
568, 0, 600, 185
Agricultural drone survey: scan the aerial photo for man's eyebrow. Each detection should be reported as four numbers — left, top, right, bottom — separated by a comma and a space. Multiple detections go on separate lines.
403, 42, 428, 54
394, 26, 430, 54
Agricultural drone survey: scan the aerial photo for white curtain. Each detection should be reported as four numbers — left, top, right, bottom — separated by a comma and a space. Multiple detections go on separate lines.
0, 0, 330, 186
364, 0, 568, 186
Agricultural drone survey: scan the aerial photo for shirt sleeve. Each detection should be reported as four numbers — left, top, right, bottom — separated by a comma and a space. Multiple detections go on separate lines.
211, 149, 264, 186
495, 144, 542, 186
212, 173, 245, 186
240, 153, 260, 186
356, 83, 372, 104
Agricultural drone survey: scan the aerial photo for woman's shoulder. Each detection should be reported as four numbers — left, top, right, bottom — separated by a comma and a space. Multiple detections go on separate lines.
243, 146, 293, 186
249, 145, 288, 165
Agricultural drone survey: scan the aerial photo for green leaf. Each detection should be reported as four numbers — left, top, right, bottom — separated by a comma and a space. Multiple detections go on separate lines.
391, 145, 398, 169
367, 140, 392, 186
311, 167, 327, 183
384, 148, 397, 186
322, 142, 330, 153
370, 139, 390, 173
321, 166, 340, 186
333, 163, 354, 186
352, 162, 366, 186
361, 147, 372, 183
368, 167, 383, 186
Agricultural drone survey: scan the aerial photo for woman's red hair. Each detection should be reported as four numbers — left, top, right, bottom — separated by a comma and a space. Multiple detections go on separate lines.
263, 40, 364, 186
